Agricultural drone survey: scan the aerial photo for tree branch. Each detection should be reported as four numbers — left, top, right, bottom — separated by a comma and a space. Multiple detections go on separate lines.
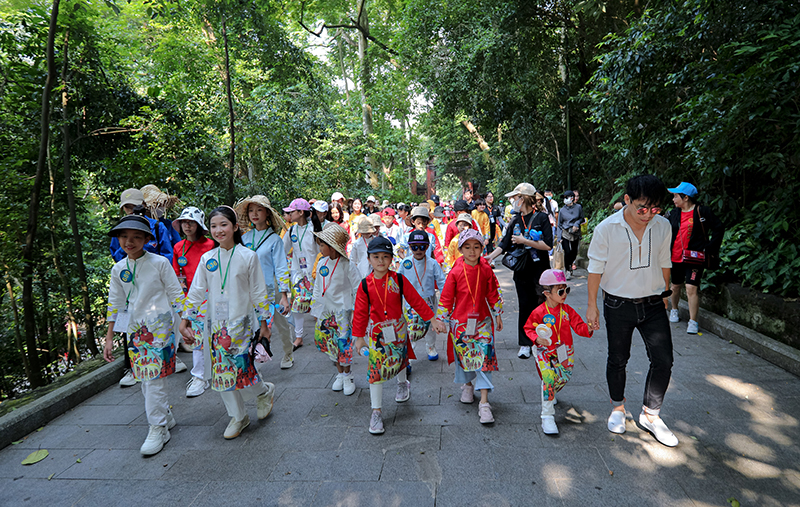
298, 0, 399, 56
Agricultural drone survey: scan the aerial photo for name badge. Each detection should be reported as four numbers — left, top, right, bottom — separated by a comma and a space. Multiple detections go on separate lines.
556, 344, 568, 364
206, 258, 219, 272
382, 322, 396, 342
214, 298, 229, 322
319, 265, 329, 277
299, 256, 308, 270
177, 275, 188, 293
402, 259, 413, 269
114, 309, 131, 332
120, 269, 133, 283
177, 256, 188, 267
465, 312, 479, 336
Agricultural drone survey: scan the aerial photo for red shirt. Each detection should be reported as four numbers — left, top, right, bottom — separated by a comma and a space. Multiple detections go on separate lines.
671, 210, 694, 263
444, 217, 479, 249
523, 302, 592, 350
352, 271, 434, 339
172, 237, 216, 290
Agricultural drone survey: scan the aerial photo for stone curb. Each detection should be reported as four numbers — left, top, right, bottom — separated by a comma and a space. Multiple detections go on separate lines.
679, 301, 800, 377
0, 359, 124, 449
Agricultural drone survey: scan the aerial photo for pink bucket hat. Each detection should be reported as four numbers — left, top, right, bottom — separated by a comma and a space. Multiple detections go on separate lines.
539, 269, 567, 285
457, 228, 484, 248
283, 198, 311, 212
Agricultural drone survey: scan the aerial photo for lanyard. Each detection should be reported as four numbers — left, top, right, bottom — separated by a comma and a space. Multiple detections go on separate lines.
544, 302, 563, 337
217, 245, 236, 295
179, 240, 194, 275
462, 262, 480, 311
124, 257, 138, 306
294, 224, 309, 252
250, 229, 268, 251
321, 257, 340, 297
412, 258, 427, 289
371, 274, 390, 319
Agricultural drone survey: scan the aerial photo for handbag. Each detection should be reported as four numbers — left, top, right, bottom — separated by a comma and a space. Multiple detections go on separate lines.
502, 246, 529, 271
552, 242, 565, 270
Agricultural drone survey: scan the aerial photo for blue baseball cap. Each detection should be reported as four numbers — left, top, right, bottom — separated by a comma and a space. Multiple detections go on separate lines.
667, 182, 698, 197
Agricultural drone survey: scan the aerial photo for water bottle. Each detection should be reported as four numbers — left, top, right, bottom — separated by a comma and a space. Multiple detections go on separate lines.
360, 347, 369, 357
513, 223, 521, 236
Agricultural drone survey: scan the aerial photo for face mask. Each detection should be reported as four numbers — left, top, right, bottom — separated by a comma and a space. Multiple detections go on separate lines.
512, 200, 521, 212
564, 197, 574, 206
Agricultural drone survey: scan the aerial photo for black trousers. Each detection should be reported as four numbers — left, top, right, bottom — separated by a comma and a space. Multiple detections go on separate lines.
514, 261, 547, 346
562, 238, 580, 271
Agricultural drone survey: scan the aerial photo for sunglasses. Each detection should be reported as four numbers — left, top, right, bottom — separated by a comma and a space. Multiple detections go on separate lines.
635, 206, 662, 215
546, 287, 571, 297
409, 244, 427, 251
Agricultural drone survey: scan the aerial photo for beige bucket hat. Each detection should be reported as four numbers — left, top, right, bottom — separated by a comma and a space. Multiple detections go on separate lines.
313, 223, 349, 259
234, 195, 286, 233
356, 215, 377, 234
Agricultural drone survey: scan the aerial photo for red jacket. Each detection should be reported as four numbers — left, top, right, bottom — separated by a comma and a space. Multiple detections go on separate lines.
523, 302, 593, 351
172, 237, 216, 290
444, 217, 480, 249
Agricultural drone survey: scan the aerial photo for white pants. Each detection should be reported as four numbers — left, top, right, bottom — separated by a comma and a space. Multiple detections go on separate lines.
369, 369, 407, 409
142, 377, 169, 427
191, 349, 204, 378
292, 312, 305, 342
219, 381, 267, 422
273, 307, 293, 357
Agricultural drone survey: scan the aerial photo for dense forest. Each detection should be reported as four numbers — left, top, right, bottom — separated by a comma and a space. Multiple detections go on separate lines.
1, 0, 798, 399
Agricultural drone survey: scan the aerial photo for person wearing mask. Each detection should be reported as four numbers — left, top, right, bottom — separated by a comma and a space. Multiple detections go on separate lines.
557, 190, 585, 280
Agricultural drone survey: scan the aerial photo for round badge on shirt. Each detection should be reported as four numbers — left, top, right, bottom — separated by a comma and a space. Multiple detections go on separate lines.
291, 234, 298, 242
177, 256, 188, 267
119, 269, 133, 283
206, 258, 219, 272
542, 314, 556, 327
319, 265, 330, 277
402, 259, 413, 270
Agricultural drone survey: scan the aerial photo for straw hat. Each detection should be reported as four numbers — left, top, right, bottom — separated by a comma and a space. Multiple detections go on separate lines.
140, 185, 181, 215
234, 195, 286, 233
313, 223, 349, 259
356, 215, 376, 234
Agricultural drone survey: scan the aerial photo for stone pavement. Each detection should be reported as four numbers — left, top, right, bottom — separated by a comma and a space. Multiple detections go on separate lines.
1, 268, 799, 507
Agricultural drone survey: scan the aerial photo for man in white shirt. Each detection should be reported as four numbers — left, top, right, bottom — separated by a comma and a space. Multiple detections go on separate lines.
586, 175, 678, 447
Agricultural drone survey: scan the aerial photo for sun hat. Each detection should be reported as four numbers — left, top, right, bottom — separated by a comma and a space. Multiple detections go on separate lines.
410, 206, 430, 221
457, 229, 484, 248
456, 213, 473, 225
313, 222, 349, 259
367, 236, 393, 256
172, 206, 208, 232
109, 215, 154, 239
331, 191, 345, 201
141, 185, 180, 215
432, 206, 445, 218
234, 195, 286, 233
119, 188, 145, 209
369, 214, 383, 228
283, 198, 311, 213
667, 182, 699, 197
505, 182, 537, 198
408, 230, 430, 245
539, 269, 567, 286
356, 216, 377, 234
312, 200, 329, 213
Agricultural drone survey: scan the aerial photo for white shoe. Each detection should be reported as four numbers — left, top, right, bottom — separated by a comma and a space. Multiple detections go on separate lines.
332, 373, 344, 391
280, 354, 294, 369
166, 409, 176, 430
687, 320, 699, 334
669, 309, 680, 323
565, 270, 572, 280
541, 416, 559, 435
257, 383, 275, 420
518, 346, 532, 359
140, 425, 170, 455
395, 380, 410, 402
638, 412, 679, 447
185, 376, 206, 397
224, 415, 250, 439
369, 410, 384, 435
608, 410, 626, 434
175, 357, 188, 373
119, 369, 136, 387
342, 373, 356, 396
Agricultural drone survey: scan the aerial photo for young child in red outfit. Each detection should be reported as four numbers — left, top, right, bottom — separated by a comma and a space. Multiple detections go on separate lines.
523, 269, 593, 435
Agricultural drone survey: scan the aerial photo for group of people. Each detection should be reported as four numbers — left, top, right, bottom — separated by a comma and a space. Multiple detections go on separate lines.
102, 175, 724, 457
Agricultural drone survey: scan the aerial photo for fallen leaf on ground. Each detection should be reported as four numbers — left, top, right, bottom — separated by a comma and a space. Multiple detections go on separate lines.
11, 440, 23, 445
21, 449, 49, 465
47, 473, 55, 480
320, 414, 328, 417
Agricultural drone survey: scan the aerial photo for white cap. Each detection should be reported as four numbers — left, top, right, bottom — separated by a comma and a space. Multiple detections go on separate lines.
366, 195, 377, 203
505, 182, 537, 198
312, 201, 329, 212
331, 192, 344, 201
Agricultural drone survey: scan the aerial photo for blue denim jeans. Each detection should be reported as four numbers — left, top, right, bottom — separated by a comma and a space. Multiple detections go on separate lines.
603, 293, 673, 411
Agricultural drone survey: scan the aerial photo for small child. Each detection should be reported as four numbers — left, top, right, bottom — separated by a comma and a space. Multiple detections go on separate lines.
434, 229, 503, 424
352, 236, 434, 435
103, 215, 185, 456
445, 213, 473, 272
311, 224, 362, 395
397, 230, 446, 361
349, 217, 378, 278
523, 269, 593, 435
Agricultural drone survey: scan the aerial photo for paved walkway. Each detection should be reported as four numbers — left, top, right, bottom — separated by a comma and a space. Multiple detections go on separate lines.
1, 268, 799, 506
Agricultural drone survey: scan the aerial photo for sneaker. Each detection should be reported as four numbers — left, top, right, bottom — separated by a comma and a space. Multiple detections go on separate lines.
460, 384, 474, 404
541, 415, 558, 435
395, 380, 410, 403
166, 409, 176, 430
175, 357, 188, 373
342, 373, 356, 396
257, 383, 275, 420
280, 354, 294, 369
224, 414, 250, 439
185, 376, 207, 398
427, 344, 439, 361
607, 410, 626, 434
369, 410, 384, 435
518, 346, 532, 359
479, 402, 494, 424
119, 369, 136, 387
565, 270, 572, 280
687, 320, 699, 334
332, 373, 344, 391
669, 309, 680, 323
638, 412, 679, 447
140, 425, 170, 455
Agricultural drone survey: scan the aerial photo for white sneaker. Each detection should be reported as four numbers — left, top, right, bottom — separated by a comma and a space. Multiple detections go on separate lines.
395, 380, 410, 402
518, 346, 532, 359
342, 373, 356, 396
140, 425, 170, 455
608, 410, 626, 434
369, 410, 384, 435
541, 416, 558, 435
565, 270, 572, 280
119, 369, 136, 387
185, 376, 206, 397
224, 415, 250, 439
257, 383, 275, 420
175, 357, 188, 373
669, 309, 680, 323
280, 354, 294, 369
687, 320, 699, 334
332, 373, 344, 391
166, 409, 176, 430
638, 412, 679, 447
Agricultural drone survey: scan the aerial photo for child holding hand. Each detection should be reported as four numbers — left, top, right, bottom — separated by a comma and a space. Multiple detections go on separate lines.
434, 229, 503, 424
352, 236, 434, 435
523, 269, 593, 435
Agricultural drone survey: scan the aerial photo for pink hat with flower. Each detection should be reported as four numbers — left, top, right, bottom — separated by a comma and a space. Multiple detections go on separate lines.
539, 269, 567, 285
457, 228, 484, 248
283, 198, 311, 212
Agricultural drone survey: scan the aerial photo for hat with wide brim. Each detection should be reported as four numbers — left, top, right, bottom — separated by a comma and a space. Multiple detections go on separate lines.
432, 206, 445, 218
172, 206, 208, 232
314, 222, 349, 259
141, 185, 181, 214
505, 182, 537, 198
410, 206, 430, 220
356, 215, 377, 234
369, 214, 383, 228
234, 195, 286, 233
109, 214, 154, 240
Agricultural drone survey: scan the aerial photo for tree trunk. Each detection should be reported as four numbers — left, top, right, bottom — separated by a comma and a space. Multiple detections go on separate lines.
6, 275, 31, 380
336, 30, 352, 106
221, 11, 236, 205
22, 0, 60, 388
60, 29, 98, 356
356, 0, 378, 178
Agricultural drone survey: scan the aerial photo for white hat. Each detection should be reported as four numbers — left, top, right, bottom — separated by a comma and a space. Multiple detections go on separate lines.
173, 206, 208, 232
331, 192, 344, 201
366, 195, 377, 203
312, 201, 329, 213
505, 182, 538, 198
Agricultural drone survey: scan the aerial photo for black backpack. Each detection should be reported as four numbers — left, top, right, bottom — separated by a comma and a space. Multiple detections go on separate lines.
360, 273, 404, 309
